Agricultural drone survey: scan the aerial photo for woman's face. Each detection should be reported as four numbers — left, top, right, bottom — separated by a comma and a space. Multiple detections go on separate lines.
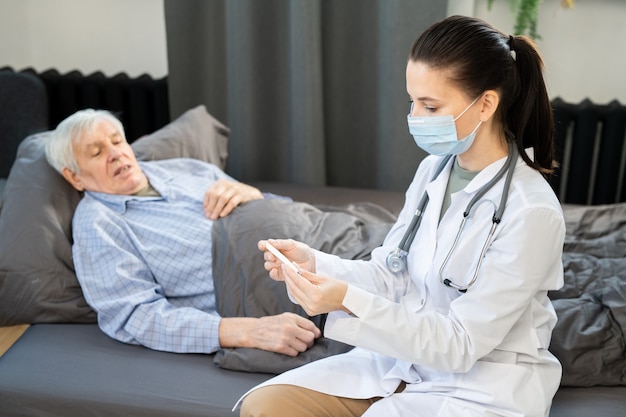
405, 60, 481, 140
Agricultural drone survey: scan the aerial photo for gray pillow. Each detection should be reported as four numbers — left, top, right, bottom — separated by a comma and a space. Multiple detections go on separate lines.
0, 105, 229, 325
0, 132, 88, 325
133, 105, 229, 169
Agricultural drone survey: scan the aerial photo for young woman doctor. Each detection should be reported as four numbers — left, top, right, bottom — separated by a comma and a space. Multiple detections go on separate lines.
239, 15, 565, 417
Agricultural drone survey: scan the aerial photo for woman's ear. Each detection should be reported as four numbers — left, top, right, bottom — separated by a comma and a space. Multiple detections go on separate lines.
479, 90, 500, 122
61, 167, 85, 191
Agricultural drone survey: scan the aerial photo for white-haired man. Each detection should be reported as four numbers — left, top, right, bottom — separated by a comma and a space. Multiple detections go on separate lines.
45, 109, 320, 356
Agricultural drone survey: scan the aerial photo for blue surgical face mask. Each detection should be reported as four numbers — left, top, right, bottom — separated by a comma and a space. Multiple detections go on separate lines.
407, 96, 482, 156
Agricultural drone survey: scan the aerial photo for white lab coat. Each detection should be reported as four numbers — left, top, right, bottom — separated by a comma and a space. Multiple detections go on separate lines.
236, 151, 565, 417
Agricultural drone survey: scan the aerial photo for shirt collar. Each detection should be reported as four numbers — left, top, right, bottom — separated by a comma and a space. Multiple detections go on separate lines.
83, 161, 170, 214
463, 146, 529, 194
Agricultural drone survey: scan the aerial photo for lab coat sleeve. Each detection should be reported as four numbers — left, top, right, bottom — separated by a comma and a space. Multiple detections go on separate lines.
312, 157, 443, 301
314, 245, 411, 303
324, 205, 565, 373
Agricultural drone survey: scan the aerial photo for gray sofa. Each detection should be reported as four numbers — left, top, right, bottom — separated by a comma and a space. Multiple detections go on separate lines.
0, 71, 625, 417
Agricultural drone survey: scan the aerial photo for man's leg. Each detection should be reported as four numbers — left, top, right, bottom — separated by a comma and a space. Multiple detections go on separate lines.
240, 384, 378, 417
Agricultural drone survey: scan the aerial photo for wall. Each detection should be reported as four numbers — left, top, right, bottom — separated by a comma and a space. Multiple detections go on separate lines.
450, 0, 626, 104
0, 0, 168, 78
0, 0, 623, 103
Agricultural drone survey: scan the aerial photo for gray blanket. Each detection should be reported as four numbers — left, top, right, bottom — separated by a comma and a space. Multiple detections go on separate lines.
211, 198, 395, 373
549, 203, 626, 387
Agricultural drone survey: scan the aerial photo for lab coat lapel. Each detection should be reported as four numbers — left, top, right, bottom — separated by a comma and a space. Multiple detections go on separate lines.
462, 153, 509, 195
407, 159, 451, 280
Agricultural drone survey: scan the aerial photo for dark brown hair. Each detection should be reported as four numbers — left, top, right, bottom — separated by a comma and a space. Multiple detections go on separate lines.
409, 15, 555, 178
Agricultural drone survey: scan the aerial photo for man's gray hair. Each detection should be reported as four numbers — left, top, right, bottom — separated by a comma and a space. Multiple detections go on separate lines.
45, 109, 126, 174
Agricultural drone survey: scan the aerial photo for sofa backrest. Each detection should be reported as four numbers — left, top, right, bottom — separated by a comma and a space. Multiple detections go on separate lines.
0, 71, 49, 180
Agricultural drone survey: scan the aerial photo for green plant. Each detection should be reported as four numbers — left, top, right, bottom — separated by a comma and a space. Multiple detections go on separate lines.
488, 0, 543, 38
488, 0, 574, 40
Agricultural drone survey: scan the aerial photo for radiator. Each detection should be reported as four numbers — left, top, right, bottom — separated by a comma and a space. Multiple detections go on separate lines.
0, 67, 170, 143
551, 98, 626, 205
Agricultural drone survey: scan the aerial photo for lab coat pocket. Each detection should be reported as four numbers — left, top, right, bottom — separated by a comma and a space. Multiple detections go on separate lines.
457, 360, 539, 415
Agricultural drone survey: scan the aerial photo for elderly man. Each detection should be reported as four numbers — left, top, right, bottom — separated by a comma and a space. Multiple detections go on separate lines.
44, 109, 320, 356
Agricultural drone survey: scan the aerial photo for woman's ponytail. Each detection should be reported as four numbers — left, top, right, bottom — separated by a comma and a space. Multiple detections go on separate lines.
506, 35, 556, 178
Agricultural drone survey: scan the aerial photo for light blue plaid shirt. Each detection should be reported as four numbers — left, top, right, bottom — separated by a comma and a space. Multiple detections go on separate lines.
72, 158, 235, 353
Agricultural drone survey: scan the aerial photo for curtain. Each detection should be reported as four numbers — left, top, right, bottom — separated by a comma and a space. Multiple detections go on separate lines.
164, 0, 446, 191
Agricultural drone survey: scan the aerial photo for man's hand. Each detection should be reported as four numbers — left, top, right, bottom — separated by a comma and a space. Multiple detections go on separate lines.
204, 179, 263, 220
219, 313, 322, 356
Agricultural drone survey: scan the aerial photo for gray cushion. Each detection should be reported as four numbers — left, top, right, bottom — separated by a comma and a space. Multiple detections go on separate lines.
132, 105, 229, 170
0, 178, 7, 209
0, 105, 229, 325
0, 131, 87, 325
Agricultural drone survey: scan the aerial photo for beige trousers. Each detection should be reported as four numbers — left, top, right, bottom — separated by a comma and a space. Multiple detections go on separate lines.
240, 382, 406, 417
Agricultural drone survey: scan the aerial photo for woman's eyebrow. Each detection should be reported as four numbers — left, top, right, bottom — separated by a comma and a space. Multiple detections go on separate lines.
416, 96, 441, 102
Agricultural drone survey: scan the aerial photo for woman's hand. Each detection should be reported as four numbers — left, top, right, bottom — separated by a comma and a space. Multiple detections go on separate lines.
283, 268, 350, 317
258, 239, 316, 281
203, 179, 263, 220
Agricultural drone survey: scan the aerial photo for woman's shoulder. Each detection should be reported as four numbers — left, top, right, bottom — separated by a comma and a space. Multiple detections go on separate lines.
511, 162, 563, 216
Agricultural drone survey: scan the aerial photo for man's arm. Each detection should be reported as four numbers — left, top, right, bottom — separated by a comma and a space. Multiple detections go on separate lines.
220, 314, 322, 357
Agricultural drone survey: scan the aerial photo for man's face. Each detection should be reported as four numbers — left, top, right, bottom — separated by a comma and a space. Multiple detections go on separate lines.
62, 119, 148, 195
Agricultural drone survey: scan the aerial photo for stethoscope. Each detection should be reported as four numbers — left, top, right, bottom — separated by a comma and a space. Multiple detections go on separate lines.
386, 142, 518, 292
